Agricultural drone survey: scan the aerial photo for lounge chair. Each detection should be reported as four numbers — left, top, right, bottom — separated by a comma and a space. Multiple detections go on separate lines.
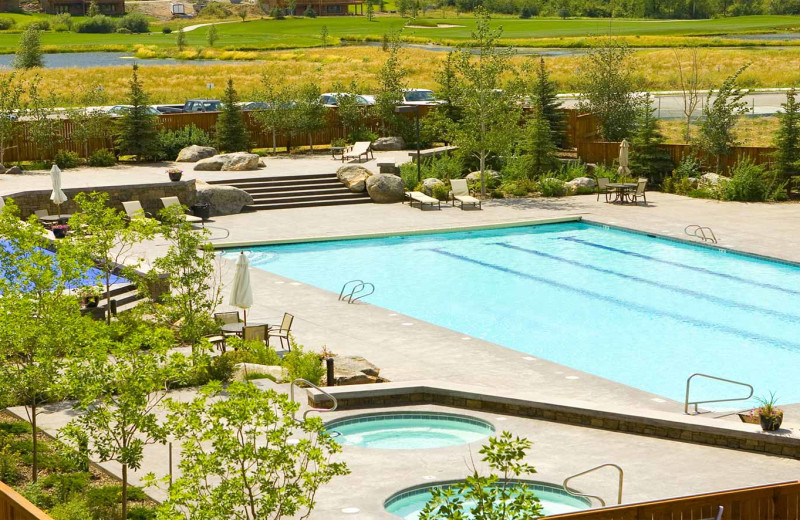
121, 201, 153, 220
630, 178, 648, 206
404, 191, 441, 210
341, 141, 374, 163
267, 313, 294, 351
449, 179, 481, 210
596, 177, 612, 202
160, 196, 204, 225
243, 325, 267, 343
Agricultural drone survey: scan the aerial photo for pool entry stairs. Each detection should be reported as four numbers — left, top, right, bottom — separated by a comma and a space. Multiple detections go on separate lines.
207, 173, 373, 211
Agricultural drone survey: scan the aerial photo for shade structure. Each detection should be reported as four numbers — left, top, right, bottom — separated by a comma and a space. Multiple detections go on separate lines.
49, 165, 67, 216
229, 252, 253, 325
618, 139, 631, 177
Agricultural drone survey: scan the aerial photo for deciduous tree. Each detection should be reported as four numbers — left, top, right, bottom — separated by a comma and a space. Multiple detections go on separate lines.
697, 64, 750, 173
0, 73, 24, 167
13, 25, 43, 70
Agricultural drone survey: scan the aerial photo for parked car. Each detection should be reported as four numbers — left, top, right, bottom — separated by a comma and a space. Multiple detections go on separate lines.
240, 101, 270, 111
402, 89, 443, 105
183, 99, 222, 112
319, 93, 373, 108
154, 104, 185, 114
106, 105, 161, 116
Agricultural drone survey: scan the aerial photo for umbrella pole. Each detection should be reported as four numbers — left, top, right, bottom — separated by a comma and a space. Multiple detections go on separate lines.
243, 309, 247, 327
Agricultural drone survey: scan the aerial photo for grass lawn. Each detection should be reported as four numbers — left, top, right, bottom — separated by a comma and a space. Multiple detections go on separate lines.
659, 116, 779, 147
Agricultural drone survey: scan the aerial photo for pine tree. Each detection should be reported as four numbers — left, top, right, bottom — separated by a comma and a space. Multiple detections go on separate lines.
524, 105, 558, 178
629, 93, 673, 184
527, 57, 565, 147
215, 78, 250, 152
773, 88, 800, 192
207, 24, 219, 47
115, 64, 161, 160
13, 26, 43, 70
366, 0, 375, 20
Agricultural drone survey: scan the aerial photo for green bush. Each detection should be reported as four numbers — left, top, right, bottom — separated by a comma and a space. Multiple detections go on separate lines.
17, 482, 49, 510
201, 2, 233, 17
0, 445, 20, 485
88, 148, 116, 167
282, 341, 325, 385
53, 13, 72, 30
40, 472, 90, 504
269, 6, 285, 18
25, 20, 50, 31
119, 12, 150, 33
53, 149, 80, 169
85, 484, 148, 520
76, 15, 117, 33
158, 124, 213, 161
116, 27, 131, 34
127, 506, 158, 520
427, 154, 463, 180
431, 182, 450, 201
400, 162, 419, 190
0, 421, 31, 435
558, 161, 588, 181
674, 154, 701, 179
538, 177, 568, 197
347, 127, 377, 144
304, 6, 317, 17
0, 17, 16, 30
161, 26, 172, 34
52, 23, 71, 32
48, 497, 94, 520
722, 159, 783, 202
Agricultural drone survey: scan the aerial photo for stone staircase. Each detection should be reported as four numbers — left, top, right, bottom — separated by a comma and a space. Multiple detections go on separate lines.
206, 173, 372, 211
97, 282, 149, 316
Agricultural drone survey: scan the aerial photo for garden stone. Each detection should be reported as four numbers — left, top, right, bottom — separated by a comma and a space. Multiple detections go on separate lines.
366, 173, 404, 203
566, 177, 595, 188
223, 152, 261, 171
232, 363, 286, 382
701, 172, 721, 186
193, 155, 227, 171
422, 177, 444, 196
176, 145, 217, 162
195, 180, 254, 215
258, 159, 267, 168
687, 177, 699, 187
6, 166, 21, 174
371, 136, 406, 151
337, 164, 373, 192
333, 355, 381, 386
465, 170, 500, 182
0, 164, 6, 174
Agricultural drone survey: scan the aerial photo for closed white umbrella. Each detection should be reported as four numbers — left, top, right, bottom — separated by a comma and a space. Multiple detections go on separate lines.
229, 252, 253, 325
618, 139, 631, 178
49, 164, 67, 217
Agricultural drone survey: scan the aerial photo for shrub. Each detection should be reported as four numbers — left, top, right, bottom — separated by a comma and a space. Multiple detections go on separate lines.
0, 17, 15, 30
48, 497, 94, 520
119, 12, 150, 33
269, 6, 285, 18
208, 352, 236, 382
52, 23, 70, 32
200, 2, 232, 18
519, 5, 533, 18
158, 124, 212, 161
53, 13, 72, 30
304, 6, 317, 17
722, 159, 783, 202
282, 341, 325, 385
400, 161, 419, 190
538, 177, 568, 197
0, 445, 20, 485
18, 482, 48, 510
40, 472, 90, 503
76, 15, 117, 33
427, 154, 463, 180
53, 149, 80, 169
25, 20, 50, 31
431, 182, 450, 201
0, 422, 30, 435
88, 148, 116, 167
116, 27, 131, 34
557, 161, 588, 181
161, 26, 172, 34
127, 506, 158, 520
674, 154, 701, 179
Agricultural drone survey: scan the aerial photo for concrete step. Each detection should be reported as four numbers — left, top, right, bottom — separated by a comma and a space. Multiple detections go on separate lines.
245, 183, 348, 195
254, 192, 371, 204
206, 173, 336, 186
251, 198, 374, 211
251, 188, 364, 201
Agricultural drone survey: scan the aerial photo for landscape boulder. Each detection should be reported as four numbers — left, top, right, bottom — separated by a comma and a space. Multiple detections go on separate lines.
701, 172, 721, 186
232, 363, 286, 382
566, 177, 595, 189
193, 153, 261, 172
333, 356, 381, 386
193, 155, 227, 171
465, 170, 500, 183
195, 180, 254, 216
5, 166, 21, 175
371, 136, 406, 151
176, 145, 217, 163
422, 177, 445, 196
366, 174, 405, 203
0, 164, 6, 174
337, 164, 373, 192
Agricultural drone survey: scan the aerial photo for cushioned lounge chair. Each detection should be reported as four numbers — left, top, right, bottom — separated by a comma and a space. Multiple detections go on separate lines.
404, 191, 441, 210
121, 201, 153, 220
160, 196, 204, 225
342, 141, 374, 163
449, 179, 481, 210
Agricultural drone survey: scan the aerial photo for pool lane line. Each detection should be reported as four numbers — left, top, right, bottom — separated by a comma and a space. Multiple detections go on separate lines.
495, 242, 800, 323
558, 236, 800, 297
429, 248, 800, 352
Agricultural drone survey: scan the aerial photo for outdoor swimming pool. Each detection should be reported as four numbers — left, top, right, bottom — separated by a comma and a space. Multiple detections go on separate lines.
227, 222, 800, 404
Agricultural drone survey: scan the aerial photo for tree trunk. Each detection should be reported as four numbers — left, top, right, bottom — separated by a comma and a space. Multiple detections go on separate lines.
479, 152, 486, 198
31, 402, 37, 483
308, 133, 314, 152
122, 464, 128, 520
105, 272, 112, 325
272, 131, 277, 154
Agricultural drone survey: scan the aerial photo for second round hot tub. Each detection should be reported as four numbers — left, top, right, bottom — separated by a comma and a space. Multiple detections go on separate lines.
324, 412, 495, 450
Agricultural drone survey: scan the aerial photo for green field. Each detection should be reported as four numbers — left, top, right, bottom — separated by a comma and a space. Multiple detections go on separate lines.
0, 14, 800, 53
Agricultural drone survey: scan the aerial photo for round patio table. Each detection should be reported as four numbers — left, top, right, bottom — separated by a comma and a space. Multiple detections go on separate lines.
220, 322, 269, 336
606, 183, 637, 204
331, 146, 346, 160
39, 214, 73, 224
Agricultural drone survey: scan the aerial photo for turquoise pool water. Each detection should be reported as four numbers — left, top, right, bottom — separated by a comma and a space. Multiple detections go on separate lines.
325, 412, 494, 449
385, 481, 591, 519
225, 222, 800, 404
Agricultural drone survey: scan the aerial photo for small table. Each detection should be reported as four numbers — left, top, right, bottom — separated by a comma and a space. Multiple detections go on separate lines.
39, 214, 73, 224
331, 146, 345, 161
220, 322, 269, 336
606, 183, 637, 204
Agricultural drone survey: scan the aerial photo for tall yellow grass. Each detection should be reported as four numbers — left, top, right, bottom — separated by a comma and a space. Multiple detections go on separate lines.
659, 116, 779, 147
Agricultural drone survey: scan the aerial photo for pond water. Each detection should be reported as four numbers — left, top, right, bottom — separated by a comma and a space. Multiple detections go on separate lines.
0, 52, 227, 69
724, 33, 800, 41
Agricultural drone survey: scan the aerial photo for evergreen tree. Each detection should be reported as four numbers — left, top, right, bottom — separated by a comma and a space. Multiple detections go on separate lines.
13, 26, 43, 70
374, 32, 407, 136
524, 105, 558, 178
215, 78, 250, 152
320, 24, 328, 47
87, 0, 100, 16
115, 64, 161, 160
697, 64, 750, 173
772, 88, 800, 192
629, 93, 673, 184
207, 23, 219, 47
366, 0, 375, 20
176, 27, 187, 50
526, 57, 565, 147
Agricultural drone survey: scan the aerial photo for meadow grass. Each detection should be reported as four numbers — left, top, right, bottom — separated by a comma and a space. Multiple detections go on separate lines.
659, 116, 779, 147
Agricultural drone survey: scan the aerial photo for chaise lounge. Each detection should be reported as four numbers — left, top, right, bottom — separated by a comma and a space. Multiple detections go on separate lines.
160, 196, 205, 225
342, 141, 374, 163
404, 191, 441, 210
450, 179, 481, 210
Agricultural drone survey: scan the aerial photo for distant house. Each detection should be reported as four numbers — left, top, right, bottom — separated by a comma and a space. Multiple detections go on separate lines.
0, 0, 19, 12
39, 0, 124, 16
287, 0, 365, 16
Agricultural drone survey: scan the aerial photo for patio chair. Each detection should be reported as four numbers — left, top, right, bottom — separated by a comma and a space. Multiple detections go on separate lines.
267, 313, 294, 351
630, 178, 648, 206
404, 191, 441, 210
596, 177, 612, 202
243, 325, 267, 343
450, 179, 481, 210
34, 209, 49, 218
342, 141, 374, 163
121, 201, 153, 220
214, 311, 241, 345
160, 196, 204, 225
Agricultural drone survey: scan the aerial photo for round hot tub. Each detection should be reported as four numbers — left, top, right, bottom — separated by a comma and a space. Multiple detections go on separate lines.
324, 412, 495, 450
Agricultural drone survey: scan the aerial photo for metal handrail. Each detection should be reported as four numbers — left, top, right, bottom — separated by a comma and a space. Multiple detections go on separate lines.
685, 373, 753, 414
346, 282, 374, 303
563, 463, 623, 507
685, 225, 718, 244
290, 378, 337, 421
339, 280, 364, 301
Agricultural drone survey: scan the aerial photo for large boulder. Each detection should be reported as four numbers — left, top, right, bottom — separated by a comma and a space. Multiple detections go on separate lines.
701, 172, 721, 186
232, 363, 286, 382
422, 177, 444, 196
366, 174, 405, 203
333, 356, 381, 386
176, 145, 217, 162
337, 164, 373, 193
465, 170, 500, 183
193, 155, 227, 171
566, 176, 596, 188
371, 136, 406, 151
195, 180, 254, 216
5, 165, 21, 175
193, 153, 261, 172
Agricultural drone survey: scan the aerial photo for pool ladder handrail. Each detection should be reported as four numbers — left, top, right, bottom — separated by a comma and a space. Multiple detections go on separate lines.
685, 225, 718, 244
290, 378, 337, 421
338, 279, 375, 304
563, 463, 623, 507
684, 373, 754, 415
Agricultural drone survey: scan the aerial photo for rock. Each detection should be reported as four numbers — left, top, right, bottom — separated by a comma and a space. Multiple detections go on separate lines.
333, 356, 381, 386
687, 177, 699, 188
0, 164, 6, 174
701, 172, 720, 186
193, 153, 261, 171
371, 136, 406, 151
566, 176, 596, 188
337, 164, 373, 193
195, 180, 254, 216
232, 363, 286, 382
422, 177, 444, 196
465, 170, 500, 182
176, 145, 217, 162
258, 159, 267, 168
6, 166, 21, 175
366, 174, 405, 203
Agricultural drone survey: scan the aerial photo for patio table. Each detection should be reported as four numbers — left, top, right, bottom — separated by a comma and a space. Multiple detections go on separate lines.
606, 183, 637, 204
331, 146, 346, 161
38, 214, 73, 224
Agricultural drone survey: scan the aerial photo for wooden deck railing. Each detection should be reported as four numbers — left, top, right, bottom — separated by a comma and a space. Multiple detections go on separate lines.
548, 481, 800, 520
0, 480, 53, 520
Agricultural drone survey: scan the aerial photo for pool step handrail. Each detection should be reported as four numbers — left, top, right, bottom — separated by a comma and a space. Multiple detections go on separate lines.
290, 378, 338, 421
684, 373, 754, 415
339, 280, 375, 303
563, 463, 623, 507
685, 224, 718, 244
339, 280, 364, 301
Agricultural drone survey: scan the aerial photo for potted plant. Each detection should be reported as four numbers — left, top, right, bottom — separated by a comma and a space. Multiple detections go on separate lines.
167, 168, 183, 182
52, 224, 69, 239
78, 286, 101, 308
756, 392, 783, 432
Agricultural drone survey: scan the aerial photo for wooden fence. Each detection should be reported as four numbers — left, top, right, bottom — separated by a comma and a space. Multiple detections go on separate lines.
0, 480, 52, 520
549, 481, 800, 520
